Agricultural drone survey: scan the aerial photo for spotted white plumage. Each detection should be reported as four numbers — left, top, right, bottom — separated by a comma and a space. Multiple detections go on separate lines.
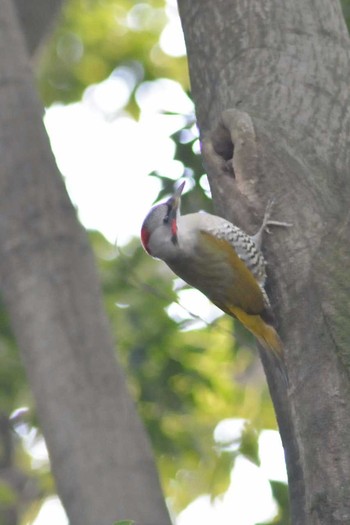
204, 217, 267, 287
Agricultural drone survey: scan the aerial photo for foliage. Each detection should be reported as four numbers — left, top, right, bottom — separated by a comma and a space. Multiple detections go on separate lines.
92, 228, 280, 514
38, 0, 189, 112
151, 118, 213, 209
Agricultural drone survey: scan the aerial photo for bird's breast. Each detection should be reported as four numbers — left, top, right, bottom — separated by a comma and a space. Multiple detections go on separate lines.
166, 232, 239, 306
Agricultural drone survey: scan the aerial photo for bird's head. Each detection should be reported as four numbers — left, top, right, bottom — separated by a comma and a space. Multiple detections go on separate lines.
141, 181, 185, 257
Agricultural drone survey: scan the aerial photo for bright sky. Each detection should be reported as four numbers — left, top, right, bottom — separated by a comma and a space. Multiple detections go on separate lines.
45, 81, 191, 246
32, 1, 287, 523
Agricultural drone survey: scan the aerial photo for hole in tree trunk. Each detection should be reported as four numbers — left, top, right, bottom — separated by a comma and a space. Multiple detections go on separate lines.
212, 125, 235, 177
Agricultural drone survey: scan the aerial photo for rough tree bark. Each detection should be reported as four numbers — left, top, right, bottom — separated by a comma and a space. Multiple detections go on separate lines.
0, 1, 171, 524
178, 1, 350, 524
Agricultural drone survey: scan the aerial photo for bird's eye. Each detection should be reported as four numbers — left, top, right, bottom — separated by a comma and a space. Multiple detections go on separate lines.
163, 204, 171, 224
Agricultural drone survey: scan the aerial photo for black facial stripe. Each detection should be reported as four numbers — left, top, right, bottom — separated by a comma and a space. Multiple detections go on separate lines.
163, 203, 172, 224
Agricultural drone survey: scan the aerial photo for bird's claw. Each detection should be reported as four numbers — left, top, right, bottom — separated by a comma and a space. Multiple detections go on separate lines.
252, 199, 292, 248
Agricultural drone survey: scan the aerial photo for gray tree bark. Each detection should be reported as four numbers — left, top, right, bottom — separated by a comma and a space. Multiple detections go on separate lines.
14, 0, 64, 55
0, 1, 171, 524
178, 1, 350, 524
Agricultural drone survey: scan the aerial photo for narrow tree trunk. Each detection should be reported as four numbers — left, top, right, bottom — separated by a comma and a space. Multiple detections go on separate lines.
0, 2, 171, 524
178, 1, 350, 524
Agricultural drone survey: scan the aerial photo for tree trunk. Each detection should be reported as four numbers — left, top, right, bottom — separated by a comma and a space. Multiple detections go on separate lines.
0, 2, 171, 524
178, 1, 350, 524
14, 0, 64, 55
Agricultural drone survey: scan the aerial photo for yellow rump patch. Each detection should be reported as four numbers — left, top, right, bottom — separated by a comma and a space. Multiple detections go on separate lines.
228, 305, 282, 358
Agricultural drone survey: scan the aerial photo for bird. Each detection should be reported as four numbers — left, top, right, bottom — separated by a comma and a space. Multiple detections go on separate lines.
141, 181, 289, 381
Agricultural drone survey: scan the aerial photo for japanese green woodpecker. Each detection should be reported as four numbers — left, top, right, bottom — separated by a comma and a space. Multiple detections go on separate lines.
141, 182, 287, 375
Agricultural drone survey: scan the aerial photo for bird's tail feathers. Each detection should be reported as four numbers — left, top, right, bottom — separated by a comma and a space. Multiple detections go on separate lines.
228, 306, 288, 385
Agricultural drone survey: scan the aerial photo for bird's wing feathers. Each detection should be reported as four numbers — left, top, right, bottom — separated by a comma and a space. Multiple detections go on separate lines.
199, 230, 284, 369
199, 230, 266, 314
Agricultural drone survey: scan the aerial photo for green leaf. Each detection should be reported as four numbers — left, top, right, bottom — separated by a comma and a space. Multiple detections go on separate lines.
255, 480, 290, 525
38, 0, 189, 108
114, 521, 135, 525
240, 423, 260, 466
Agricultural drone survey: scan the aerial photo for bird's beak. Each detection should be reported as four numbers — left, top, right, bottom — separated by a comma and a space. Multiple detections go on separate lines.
167, 181, 185, 217
167, 181, 185, 241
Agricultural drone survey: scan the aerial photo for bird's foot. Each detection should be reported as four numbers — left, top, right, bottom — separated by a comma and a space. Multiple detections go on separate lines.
252, 199, 292, 248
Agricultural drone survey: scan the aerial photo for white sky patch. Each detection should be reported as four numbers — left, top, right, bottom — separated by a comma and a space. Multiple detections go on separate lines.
161, 0, 187, 57
259, 429, 288, 482
177, 457, 277, 525
34, 497, 68, 525
44, 79, 193, 246
160, 17, 186, 57
45, 104, 162, 245
136, 78, 193, 114
214, 418, 246, 451
214, 419, 287, 482
166, 288, 223, 329
84, 75, 132, 115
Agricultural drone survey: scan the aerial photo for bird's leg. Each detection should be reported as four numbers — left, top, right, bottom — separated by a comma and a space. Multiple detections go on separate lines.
252, 199, 292, 250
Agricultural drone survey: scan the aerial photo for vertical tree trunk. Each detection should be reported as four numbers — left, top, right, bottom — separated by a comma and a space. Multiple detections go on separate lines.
14, 0, 64, 54
0, 2, 171, 524
178, 1, 350, 524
